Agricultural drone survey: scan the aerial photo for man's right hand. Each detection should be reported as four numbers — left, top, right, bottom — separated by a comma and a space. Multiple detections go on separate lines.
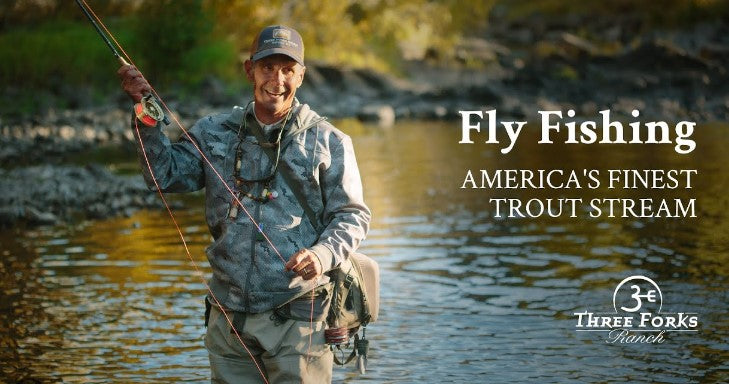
117, 65, 152, 103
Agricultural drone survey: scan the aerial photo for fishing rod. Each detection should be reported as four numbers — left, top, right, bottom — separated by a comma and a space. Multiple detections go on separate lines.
74, 0, 289, 265
72, 2, 273, 381
74, 0, 128, 66
72, 3, 334, 380
74, 0, 169, 125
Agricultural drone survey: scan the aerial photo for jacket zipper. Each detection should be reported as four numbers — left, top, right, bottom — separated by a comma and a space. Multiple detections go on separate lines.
243, 185, 263, 312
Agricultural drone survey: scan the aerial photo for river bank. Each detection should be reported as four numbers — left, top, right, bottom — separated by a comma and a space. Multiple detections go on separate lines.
0, 164, 164, 229
1, 19, 727, 228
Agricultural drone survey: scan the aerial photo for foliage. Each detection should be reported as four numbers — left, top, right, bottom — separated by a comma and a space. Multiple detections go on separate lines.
205, 0, 496, 72
0, 0, 138, 31
133, 0, 213, 84
0, 18, 135, 88
1, 0, 498, 93
0, 0, 237, 112
1, 0, 727, 116
502, 0, 729, 28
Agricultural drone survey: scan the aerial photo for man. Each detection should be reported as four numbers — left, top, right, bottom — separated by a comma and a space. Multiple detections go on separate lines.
118, 25, 371, 383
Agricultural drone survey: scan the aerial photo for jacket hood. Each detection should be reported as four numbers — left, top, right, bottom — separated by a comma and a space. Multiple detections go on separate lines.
224, 98, 326, 138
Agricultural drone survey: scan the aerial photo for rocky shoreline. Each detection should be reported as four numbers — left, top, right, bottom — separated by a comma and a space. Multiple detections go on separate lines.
0, 164, 163, 228
1, 20, 728, 228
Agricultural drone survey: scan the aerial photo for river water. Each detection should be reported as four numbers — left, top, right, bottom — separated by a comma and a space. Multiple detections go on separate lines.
1, 120, 728, 383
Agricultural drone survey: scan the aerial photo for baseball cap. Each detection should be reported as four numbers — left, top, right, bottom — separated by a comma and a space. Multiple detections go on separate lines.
250, 25, 304, 66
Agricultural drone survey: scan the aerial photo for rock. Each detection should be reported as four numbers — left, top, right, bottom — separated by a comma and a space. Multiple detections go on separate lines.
464, 84, 502, 104
612, 98, 646, 116
199, 76, 233, 107
699, 42, 729, 68
24, 207, 58, 225
308, 64, 378, 98
509, 28, 534, 45
433, 105, 449, 118
357, 104, 395, 127
301, 64, 330, 91
558, 32, 598, 58
580, 101, 598, 116
657, 99, 684, 122
536, 97, 563, 112
356, 67, 415, 97
455, 38, 510, 65
618, 40, 710, 72
501, 96, 528, 119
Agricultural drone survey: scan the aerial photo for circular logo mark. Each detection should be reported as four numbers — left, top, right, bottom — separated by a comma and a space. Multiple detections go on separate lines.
612, 275, 663, 313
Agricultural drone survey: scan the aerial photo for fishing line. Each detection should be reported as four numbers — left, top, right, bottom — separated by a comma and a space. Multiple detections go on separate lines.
134, 118, 269, 384
78, 0, 286, 265
74, 0, 128, 65
77, 1, 318, 381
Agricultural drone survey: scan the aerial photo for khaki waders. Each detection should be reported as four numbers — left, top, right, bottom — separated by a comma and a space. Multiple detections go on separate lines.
205, 300, 333, 384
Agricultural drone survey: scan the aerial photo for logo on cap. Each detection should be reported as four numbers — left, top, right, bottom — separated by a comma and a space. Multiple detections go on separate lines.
272, 28, 291, 40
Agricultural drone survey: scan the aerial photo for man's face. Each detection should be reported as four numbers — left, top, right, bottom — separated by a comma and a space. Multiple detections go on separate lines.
245, 54, 305, 124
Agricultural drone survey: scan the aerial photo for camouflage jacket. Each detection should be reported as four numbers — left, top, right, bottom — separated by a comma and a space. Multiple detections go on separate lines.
134, 100, 371, 313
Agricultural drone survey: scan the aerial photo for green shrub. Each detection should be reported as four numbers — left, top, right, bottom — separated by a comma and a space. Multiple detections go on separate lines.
132, 0, 214, 84
0, 18, 134, 88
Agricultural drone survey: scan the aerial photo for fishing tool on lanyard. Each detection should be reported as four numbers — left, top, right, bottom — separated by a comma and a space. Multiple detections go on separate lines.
74, 0, 169, 127
228, 105, 288, 221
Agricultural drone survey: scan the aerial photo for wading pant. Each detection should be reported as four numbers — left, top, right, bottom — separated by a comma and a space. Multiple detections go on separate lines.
205, 304, 333, 384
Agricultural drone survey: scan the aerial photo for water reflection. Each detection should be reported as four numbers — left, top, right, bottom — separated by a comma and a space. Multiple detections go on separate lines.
1, 207, 211, 383
1, 121, 728, 383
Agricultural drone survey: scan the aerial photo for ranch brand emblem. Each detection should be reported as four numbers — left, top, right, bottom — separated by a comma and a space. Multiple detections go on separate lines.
573, 275, 699, 344
273, 28, 291, 40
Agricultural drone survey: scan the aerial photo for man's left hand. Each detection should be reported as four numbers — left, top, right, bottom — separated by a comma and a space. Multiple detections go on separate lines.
285, 249, 322, 280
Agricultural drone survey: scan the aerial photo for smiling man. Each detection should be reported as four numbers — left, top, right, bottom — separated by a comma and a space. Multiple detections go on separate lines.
118, 25, 371, 383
